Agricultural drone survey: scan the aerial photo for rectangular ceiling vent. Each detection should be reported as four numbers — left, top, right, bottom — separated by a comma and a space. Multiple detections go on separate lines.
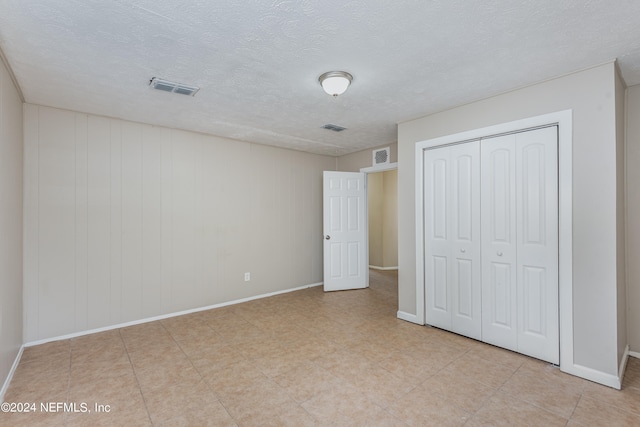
322, 123, 347, 132
149, 77, 199, 96
373, 147, 390, 166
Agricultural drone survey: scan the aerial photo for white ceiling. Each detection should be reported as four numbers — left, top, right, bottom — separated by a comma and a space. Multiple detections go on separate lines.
1, 1, 640, 156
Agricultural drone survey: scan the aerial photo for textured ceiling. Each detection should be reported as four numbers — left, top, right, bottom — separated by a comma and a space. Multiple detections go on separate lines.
1, 0, 640, 156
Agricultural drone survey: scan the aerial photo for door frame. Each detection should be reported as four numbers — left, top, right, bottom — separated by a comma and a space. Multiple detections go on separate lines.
361, 162, 399, 272
414, 110, 573, 373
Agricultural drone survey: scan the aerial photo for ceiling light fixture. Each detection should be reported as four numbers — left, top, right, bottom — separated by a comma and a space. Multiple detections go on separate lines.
318, 71, 353, 97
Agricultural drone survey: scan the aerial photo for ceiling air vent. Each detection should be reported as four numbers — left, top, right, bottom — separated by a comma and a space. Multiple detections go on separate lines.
322, 123, 347, 132
372, 147, 390, 166
149, 77, 199, 96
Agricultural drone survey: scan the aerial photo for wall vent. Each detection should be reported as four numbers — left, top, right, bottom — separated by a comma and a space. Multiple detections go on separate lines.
149, 77, 199, 96
373, 147, 390, 166
322, 123, 347, 132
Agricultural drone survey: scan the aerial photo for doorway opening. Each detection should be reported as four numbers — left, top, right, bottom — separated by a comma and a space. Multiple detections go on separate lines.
366, 169, 398, 272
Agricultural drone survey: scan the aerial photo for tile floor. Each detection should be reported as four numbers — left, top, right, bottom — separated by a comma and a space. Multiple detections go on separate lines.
2, 270, 640, 426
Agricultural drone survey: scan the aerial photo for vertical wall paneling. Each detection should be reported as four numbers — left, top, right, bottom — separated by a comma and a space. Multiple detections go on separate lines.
86, 116, 111, 329
195, 135, 205, 304
109, 120, 123, 323
160, 128, 173, 311
171, 130, 197, 311
38, 108, 77, 338
0, 59, 24, 393
23, 105, 334, 342
74, 113, 89, 332
23, 104, 40, 341
121, 122, 143, 321
199, 135, 218, 303
141, 126, 162, 317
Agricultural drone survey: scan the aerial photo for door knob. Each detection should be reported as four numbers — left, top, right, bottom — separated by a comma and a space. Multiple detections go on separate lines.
497, 251, 503, 256
460, 249, 466, 253
325, 235, 331, 240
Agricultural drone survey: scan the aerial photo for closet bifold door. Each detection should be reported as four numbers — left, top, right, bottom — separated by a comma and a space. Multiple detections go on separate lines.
480, 134, 519, 352
423, 141, 481, 340
514, 127, 559, 364
481, 127, 559, 364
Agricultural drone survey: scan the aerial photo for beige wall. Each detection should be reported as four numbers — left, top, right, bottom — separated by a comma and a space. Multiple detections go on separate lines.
23, 104, 335, 342
382, 170, 398, 267
399, 63, 625, 379
368, 170, 398, 269
368, 173, 384, 267
337, 143, 397, 172
627, 84, 640, 353
0, 57, 23, 395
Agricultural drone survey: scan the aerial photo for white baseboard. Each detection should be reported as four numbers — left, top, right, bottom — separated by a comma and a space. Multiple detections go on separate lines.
24, 281, 324, 348
1, 345, 24, 403
562, 362, 623, 390
369, 265, 399, 271
397, 311, 422, 325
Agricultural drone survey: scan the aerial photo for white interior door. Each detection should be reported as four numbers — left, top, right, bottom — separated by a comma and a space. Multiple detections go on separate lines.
424, 142, 482, 339
323, 171, 368, 292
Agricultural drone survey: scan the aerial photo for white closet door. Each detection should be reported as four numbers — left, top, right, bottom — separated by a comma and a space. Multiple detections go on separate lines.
481, 127, 559, 363
424, 142, 481, 339
450, 143, 482, 339
424, 147, 452, 330
481, 135, 518, 351
515, 127, 559, 364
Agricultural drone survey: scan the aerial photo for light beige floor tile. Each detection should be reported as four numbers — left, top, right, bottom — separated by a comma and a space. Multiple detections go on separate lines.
174, 332, 227, 358
20, 340, 70, 363
234, 401, 316, 427
301, 382, 386, 425
202, 359, 268, 399
500, 362, 585, 418
467, 342, 528, 370
69, 353, 133, 389
66, 395, 151, 427
273, 363, 342, 403
127, 345, 187, 370
218, 376, 297, 422
251, 350, 310, 378
387, 386, 471, 426
189, 344, 246, 377
0, 410, 67, 427
232, 335, 287, 359
441, 351, 519, 389
580, 379, 640, 415
570, 395, 640, 426
466, 391, 568, 427
134, 358, 202, 393
623, 357, 640, 389
5, 270, 635, 426
142, 379, 224, 425
421, 368, 497, 413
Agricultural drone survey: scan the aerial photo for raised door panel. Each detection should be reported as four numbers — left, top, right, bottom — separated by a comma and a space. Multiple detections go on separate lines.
481, 134, 518, 352
516, 127, 559, 364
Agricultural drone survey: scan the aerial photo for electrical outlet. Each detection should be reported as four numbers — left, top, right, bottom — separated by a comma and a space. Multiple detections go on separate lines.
244, 272, 250, 282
